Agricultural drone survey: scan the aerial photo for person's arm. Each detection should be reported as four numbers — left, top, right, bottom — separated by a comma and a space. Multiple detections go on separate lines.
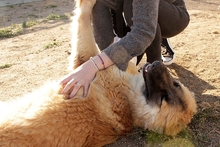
104, 0, 160, 71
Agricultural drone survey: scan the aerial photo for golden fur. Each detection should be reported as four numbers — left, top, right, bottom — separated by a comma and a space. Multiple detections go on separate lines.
0, 0, 197, 146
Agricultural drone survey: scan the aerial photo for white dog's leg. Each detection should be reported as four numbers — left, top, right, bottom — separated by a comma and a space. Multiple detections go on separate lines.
69, 0, 99, 70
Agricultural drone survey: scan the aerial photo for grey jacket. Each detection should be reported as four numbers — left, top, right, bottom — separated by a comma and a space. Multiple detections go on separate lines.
92, 0, 160, 70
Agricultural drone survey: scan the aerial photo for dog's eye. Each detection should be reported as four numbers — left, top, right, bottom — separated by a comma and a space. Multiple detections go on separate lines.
173, 81, 180, 87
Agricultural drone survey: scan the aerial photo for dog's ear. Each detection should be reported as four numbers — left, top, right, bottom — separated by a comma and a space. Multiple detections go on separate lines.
180, 89, 197, 125
164, 123, 185, 136
162, 112, 185, 136
165, 109, 195, 136
180, 109, 195, 125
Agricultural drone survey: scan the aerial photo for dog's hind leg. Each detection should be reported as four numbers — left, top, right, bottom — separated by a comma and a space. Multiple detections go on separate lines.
69, 0, 99, 70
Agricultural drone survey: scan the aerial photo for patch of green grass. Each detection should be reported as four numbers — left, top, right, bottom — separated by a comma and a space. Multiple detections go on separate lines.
0, 20, 39, 38
33, 8, 37, 11
0, 24, 22, 38
22, 20, 38, 28
8, 5, 14, 8
35, 41, 61, 54
144, 128, 195, 147
0, 64, 12, 69
28, 14, 39, 18
44, 41, 61, 49
163, 138, 194, 147
145, 131, 170, 146
0, 13, 70, 38
46, 14, 69, 20
35, 49, 42, 54
46, 4, 57, 8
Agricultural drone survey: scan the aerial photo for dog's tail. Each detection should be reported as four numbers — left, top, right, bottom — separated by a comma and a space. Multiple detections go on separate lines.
69, 0, 99, 70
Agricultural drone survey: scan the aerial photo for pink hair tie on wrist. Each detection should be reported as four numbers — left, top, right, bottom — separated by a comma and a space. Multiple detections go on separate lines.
97, 55, 106, 69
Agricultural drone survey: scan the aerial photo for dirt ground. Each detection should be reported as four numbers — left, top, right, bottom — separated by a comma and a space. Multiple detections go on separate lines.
0, 0, 219, 146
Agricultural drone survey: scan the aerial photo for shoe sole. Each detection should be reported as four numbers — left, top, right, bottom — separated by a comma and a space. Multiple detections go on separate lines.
162, 53, 175, 65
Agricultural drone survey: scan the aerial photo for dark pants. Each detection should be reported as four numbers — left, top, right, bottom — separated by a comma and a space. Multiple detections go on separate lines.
120, 0, 190, 63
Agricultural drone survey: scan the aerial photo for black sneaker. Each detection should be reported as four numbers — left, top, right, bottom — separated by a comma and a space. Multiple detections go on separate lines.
161, 38, 175, 65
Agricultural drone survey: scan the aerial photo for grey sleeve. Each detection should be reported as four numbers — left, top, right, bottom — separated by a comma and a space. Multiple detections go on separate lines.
104, 0, 160, 70
92, 0, 159, 71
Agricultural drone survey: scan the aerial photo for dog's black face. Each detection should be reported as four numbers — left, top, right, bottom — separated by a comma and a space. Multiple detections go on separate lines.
142, 61, 186, 110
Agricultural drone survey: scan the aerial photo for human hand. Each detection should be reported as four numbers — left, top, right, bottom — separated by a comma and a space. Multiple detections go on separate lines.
59, 60, 98, 98
60, 53, 114, 98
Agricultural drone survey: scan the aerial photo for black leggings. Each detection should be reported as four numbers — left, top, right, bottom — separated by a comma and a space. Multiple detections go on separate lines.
122, 0, 190, 63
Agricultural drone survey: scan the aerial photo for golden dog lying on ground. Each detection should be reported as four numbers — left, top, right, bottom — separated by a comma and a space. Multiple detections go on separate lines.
0, 0, 197, 146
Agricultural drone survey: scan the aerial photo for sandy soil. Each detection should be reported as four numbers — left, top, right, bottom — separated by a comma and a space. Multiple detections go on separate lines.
0, 0, 219, 146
